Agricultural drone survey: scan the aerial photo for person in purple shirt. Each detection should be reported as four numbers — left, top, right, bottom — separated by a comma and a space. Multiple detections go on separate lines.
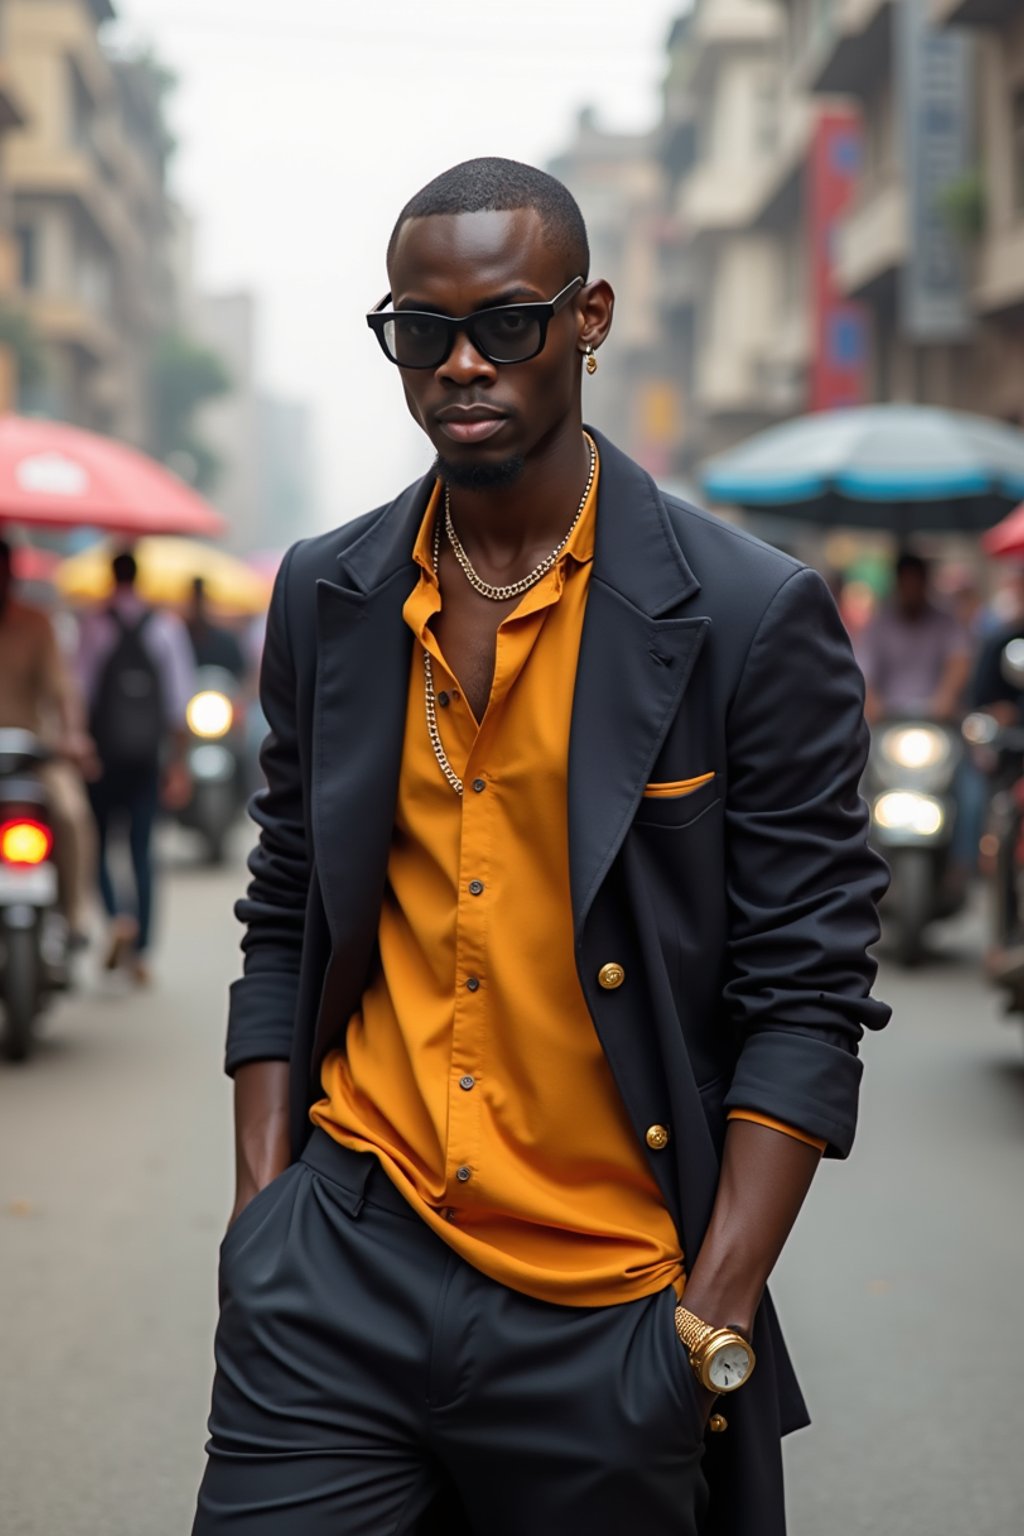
856, 551, 971, 724
77, 550, 195, 984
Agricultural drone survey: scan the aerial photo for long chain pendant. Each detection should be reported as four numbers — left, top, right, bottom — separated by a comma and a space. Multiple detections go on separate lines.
424, 432, 595, 794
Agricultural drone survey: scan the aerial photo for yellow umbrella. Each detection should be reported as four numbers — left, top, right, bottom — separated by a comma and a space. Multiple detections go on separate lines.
55, 537, 272, 617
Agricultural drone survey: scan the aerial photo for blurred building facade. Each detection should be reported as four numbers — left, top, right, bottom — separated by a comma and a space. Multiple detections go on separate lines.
0, 0, 175, 445
548, 0, 1024, 478
191, 290, 316, 553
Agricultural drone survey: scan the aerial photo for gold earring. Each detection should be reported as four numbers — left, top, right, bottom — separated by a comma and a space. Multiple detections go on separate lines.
584, 344, 598, 376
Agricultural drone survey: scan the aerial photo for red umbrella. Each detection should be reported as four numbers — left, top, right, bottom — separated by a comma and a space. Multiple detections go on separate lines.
0, 415, 225, 537
983, 501, 1024, 558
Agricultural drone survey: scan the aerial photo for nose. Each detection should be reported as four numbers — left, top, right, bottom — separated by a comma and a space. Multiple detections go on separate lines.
437, 327, 497, 387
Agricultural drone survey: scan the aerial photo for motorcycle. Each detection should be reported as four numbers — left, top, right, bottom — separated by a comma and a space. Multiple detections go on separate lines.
0, 729, 69, 1061
963, 639, 1024, 1030
176, 666, 247, 865
866, 719, 965, 966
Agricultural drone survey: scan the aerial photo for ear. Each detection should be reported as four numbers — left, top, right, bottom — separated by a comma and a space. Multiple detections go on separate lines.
577, 279, 614, 357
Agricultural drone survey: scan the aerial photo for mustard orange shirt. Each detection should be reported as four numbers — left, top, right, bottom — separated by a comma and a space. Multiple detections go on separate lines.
312, 451, 823, 1306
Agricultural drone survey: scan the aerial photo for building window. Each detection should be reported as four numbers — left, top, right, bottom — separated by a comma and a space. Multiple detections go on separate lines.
15, 225, 37, 289
1014, 89, 1024, 216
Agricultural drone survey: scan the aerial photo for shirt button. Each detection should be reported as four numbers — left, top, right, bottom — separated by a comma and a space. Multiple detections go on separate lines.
437, 691, 450, 707
465, 976, 480, 992
456, 1165, 472, 1182
646, 1124, 671, 1151
468, 879, 484, 896
598, 962, 625, 990
471, 778, 486, 793
459, 1075, 476, 1091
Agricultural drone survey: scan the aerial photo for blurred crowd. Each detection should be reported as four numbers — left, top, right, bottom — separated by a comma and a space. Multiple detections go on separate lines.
0, 538, 264, 983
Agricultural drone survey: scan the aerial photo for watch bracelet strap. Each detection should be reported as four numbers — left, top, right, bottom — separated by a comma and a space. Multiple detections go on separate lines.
674, 1305, 715, 1356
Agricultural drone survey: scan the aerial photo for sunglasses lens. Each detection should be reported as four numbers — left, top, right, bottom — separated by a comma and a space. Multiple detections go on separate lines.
384, 314, 449, 367
473, 309, 542, 363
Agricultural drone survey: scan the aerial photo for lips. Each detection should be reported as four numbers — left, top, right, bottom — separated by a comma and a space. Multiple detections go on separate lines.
435, 407, 509, 446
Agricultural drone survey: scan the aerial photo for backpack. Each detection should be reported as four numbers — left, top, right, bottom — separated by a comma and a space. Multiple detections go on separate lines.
90, 609, 166, 771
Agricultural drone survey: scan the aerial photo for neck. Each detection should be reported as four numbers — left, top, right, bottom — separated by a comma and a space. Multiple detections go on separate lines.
445, 416, 592, 565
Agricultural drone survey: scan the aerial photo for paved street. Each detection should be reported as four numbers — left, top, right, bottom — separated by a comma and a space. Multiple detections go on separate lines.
1, 842, 1022, 1535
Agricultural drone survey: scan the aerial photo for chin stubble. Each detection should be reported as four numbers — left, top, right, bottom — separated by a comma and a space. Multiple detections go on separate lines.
433, 453, 526, 492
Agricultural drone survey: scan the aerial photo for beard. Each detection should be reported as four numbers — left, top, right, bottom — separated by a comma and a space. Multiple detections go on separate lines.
433, 452, 525, 492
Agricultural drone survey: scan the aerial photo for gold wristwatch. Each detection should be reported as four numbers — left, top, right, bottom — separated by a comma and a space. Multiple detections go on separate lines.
673, 1305, 756, 1393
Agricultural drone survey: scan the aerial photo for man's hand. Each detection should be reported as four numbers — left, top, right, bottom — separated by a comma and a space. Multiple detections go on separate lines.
231, 1060, 291, 1227
59, 731, 101, 781
161, 759, 193, 812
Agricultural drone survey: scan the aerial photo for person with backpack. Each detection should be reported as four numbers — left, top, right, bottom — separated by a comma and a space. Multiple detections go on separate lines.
78, 550, 195, 984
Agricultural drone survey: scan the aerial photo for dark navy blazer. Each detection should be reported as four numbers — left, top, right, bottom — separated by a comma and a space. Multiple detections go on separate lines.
225, 429, 890, 1536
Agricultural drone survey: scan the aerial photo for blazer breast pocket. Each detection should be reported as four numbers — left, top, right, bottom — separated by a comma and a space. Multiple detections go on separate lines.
633, 771, 720, 829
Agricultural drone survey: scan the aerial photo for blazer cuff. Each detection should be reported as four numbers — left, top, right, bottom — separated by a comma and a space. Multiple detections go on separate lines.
225, 972, 297, 1076
723, 1031, 863, 1158
726, 1109, 827, 1154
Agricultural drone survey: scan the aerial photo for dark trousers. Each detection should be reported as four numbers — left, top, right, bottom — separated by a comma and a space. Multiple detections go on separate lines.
87, 765, 159, 952
193, 1129, 710, 1535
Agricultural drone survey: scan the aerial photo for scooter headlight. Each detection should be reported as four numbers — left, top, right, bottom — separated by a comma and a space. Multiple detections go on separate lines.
879, 726, 949, 771
874, 791, 945, 837
187, 690, 234, 740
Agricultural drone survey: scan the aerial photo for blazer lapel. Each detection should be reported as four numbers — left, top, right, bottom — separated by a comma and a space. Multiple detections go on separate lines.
568, 431, 709, 935
311, 473, 432, 953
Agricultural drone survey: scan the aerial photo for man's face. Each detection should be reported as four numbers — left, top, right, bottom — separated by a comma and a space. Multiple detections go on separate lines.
386, 208, 591, 481
896, 567, 928, 616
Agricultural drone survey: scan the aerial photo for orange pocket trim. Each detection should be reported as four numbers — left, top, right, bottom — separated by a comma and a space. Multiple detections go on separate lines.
642, 772, 716, 800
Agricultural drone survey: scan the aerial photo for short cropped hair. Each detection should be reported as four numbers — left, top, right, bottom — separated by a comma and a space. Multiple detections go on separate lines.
895, 551, 927, 581
388, 157, 589, 282
111, 550, 138, 587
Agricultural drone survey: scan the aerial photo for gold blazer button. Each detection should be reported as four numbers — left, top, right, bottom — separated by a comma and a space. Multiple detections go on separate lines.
598, 962, 625, 990
645, 1124, 670, 1150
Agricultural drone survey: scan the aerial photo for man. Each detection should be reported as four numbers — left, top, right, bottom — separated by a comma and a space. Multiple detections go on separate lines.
0, 538, 95, 945
185, 576, 248, 679
193, 160, 889, 1536
857, 550, 971, 723
78, 551, 194, 984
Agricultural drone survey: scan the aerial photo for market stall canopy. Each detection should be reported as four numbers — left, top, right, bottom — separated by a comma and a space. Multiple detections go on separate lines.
701, 405, 1024, 532
56, 537, 272, 617
0, 415, 225, 537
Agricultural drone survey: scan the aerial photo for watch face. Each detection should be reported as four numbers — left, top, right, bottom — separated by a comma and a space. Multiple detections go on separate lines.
708, 1341, 752, 1392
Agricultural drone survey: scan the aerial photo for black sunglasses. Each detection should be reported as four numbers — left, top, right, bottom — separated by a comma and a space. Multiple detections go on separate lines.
366, 276, 585, 369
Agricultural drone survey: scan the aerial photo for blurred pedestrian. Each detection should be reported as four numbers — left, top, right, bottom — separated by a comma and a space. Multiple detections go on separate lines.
78, 550, 194, 985
856, 550, 971, 723
193, 158, 889, 1536
0, 538, 96, 946
185, 576, 247, 680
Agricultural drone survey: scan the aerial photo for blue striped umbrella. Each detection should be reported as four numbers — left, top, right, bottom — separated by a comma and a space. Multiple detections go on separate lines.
700, 405, 1024, 531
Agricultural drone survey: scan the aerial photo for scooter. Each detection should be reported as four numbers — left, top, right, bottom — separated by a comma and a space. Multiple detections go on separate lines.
963, 640, 1024, 1034
865, 719, 965, 966
0, 729, 69, 1061
176, 666, 247, 865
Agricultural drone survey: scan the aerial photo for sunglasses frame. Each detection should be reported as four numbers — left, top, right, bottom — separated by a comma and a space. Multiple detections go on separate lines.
366, 276, 585, 369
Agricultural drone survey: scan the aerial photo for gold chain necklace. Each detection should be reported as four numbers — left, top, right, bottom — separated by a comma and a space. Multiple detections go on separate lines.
444, 432, 596, 602
423, 434, 596, 795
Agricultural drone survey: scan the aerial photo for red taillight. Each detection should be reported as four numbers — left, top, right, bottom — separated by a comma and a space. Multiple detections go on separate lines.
0, 819, 53, 866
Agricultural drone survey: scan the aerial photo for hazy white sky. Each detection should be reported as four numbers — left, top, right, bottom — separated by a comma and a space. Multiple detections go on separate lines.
108, 0, 685, 530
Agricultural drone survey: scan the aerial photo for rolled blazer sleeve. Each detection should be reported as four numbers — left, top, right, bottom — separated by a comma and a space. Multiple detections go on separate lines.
225, 546, 310, 1073
722, 566, 890, 1157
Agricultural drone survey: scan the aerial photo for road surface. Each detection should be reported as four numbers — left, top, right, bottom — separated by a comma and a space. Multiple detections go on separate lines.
1, 843, 1021, 1534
